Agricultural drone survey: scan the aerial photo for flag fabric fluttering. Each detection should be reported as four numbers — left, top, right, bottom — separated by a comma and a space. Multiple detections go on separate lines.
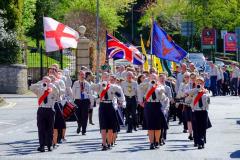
43, 17, 79, 52
140, 37, 149, 71
152, 56, 163, 74
107, 33, 145, 65
152, 21, 187, 63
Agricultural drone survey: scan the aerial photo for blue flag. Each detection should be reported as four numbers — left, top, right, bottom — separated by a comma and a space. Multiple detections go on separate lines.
152, 22, 187, 63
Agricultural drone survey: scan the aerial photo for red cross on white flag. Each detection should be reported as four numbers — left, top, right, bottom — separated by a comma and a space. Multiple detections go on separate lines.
43, 17, 79, 52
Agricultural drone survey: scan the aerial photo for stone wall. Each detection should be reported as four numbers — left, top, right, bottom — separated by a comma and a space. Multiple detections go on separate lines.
0, 64, 28, 94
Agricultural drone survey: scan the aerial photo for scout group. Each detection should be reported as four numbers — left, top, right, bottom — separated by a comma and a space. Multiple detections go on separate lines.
30, 63, 213, 152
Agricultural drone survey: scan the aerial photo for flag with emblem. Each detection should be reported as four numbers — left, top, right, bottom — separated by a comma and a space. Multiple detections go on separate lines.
152, 21, 187, 63
43, 17, 79, 52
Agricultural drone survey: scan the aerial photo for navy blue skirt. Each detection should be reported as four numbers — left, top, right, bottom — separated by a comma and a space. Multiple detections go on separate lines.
54, 102, 66, 129
99, 102, 118, 130
144, 102, 168, 130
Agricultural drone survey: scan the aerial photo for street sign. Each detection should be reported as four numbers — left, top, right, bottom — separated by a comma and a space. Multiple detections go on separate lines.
181, 21, 195, 37
224, 33, 237, 52
221, 30, 227, 39
201, 28, 216, 49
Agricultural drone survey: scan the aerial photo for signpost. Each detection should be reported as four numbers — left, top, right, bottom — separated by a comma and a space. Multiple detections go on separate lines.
224, 33, 237, 52
201, 28, 217, 50
236, 27, 240, 62
181, 21, 195, 52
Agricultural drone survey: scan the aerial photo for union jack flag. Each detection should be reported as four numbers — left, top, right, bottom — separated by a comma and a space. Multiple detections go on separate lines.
106, 34, 145, 65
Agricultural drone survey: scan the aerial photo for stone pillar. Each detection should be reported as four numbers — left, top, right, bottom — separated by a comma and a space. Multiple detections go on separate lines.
76, 25, 90, 74
0, 64, 28, 94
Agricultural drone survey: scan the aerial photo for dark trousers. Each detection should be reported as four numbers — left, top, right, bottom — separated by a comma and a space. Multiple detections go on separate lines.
125, 96, 137, 131
217, 79, 222, 96
177, 104, 183, 124
37, 107, 55, 147
230, 78, 238, 96
137, 104, 144, 126
75, 99, 90, 133
169, 103, 177, 121
192, 112, 197, 145
210, 76, 217, 96
194, 111, 208, 146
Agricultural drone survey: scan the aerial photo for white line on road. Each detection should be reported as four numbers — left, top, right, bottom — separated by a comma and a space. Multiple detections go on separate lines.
0, 102, 16, 109
0, 122, 16, 125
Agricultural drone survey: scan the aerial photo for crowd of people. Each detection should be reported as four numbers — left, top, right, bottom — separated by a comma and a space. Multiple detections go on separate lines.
29, 60, 240, 152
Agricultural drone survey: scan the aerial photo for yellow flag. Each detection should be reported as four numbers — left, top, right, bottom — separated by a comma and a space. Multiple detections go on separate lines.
140, 37, 149, 71
153, 56, 163, 74
172, 61, 177, 72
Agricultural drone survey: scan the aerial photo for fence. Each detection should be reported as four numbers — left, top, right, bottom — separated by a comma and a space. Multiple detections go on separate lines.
27, 48, 76, 83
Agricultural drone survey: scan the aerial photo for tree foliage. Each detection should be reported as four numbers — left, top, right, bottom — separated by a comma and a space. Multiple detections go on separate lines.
0, 10, 21, 64
140, 0, 240, 33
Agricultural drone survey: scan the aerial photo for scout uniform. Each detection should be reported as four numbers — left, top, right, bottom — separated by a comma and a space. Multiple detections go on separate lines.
30, 81, 59, 152
72, 79, 91, 135
121, 80, 138, 132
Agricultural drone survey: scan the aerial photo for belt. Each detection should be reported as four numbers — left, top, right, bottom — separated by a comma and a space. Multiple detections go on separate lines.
75, 98, 90, 100
39, 105, 52, 108
125, 95, 136, 99
146, 100, 161, 103
100, 100, 112, 104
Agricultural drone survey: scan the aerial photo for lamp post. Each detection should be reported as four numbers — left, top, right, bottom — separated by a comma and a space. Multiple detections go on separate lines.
210, 41, 215, 63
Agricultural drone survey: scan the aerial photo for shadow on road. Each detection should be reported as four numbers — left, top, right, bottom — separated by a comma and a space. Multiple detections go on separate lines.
0, 139, 39, 156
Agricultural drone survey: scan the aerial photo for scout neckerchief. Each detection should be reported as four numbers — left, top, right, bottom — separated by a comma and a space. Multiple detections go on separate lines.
38, 88, 52, 106
100, 83, 110, 101
145, 84, 158, 102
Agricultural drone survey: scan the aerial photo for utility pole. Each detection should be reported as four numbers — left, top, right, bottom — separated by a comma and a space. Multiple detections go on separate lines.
96, 0, 100, 83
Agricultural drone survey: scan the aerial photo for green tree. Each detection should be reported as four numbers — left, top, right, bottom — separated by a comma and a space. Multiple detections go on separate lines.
0, 0, 24, 64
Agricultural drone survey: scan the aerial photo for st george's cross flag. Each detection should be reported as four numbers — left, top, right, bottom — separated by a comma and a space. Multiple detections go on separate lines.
43, 17, 79, 52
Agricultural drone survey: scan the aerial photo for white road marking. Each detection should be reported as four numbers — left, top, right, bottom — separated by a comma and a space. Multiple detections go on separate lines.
0, 102, 16, 109
0, 122, 16, 125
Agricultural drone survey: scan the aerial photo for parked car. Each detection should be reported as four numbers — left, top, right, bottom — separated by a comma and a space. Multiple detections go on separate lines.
188, 53, 206, 72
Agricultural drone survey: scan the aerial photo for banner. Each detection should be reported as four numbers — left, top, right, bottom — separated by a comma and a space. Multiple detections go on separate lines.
224, 33, 237, 52
201, 28, 216, 49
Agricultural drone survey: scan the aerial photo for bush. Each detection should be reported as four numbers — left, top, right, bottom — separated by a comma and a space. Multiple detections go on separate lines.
0, 10, 21, 64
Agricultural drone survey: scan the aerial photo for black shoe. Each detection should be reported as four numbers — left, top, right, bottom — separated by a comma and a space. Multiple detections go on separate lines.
183, 129, 188, 133
154, 142, 159, 148
178, 121, 182, 125
82, 132, 86, 136
188, 135, 193, 140
90, 122, 95, 125
134, 128, 138, 131
126, 130, 132, 133
161, 139, 165, 145
198, 145, 203, 149
107, 144, 111, 150
150, 143, 155, 150
37, 146, 45, 152
47, 146, 52, 152
76, 127, 81, 134
194, 143, 197, 147
102, 145, 108, 151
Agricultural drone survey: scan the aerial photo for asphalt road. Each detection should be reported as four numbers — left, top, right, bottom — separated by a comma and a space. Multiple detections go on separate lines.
0, 94, 240, 160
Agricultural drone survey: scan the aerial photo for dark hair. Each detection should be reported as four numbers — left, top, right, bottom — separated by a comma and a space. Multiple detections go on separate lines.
85, 71, 92, 79
137, 74, 144, 84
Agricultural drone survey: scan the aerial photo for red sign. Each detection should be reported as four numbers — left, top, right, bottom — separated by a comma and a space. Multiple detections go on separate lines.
201, 28, 216, 45
225, 33, 237, 52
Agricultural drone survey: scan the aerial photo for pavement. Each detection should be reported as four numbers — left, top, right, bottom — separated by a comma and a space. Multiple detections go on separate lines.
0, 93, 240, 160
